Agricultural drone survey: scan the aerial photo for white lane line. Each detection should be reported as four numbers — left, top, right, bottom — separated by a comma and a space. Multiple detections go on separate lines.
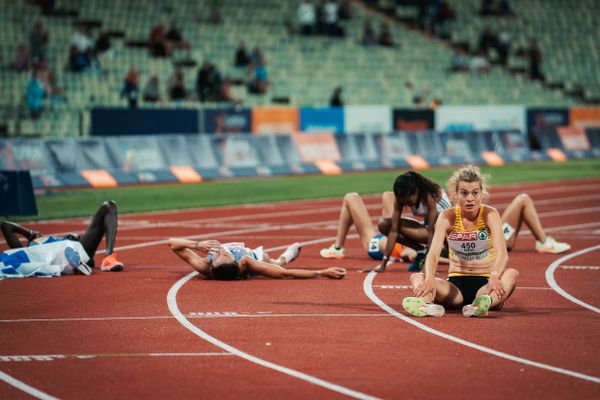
0, 353, 232, 362
167, 272, 380, 400
0, 370, 58, 400
560, 266, 600, 270
0, 312, 391, 324
363, 272, 600, 384
545, 245, 600, 314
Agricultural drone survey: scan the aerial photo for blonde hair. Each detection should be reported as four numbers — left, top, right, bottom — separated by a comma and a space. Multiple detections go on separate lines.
446, 165, 490, 199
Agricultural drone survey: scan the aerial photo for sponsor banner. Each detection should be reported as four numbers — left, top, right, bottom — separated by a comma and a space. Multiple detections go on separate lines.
81, 169, 118, 188
381, 134, 411, 159
569, 106, 600, 128
344, 106, 392, 134
251, 106, 299, 135
435, 106, 526, 133
220, 137, 259, 167
393, 109, 434, 131
526, 107, 568, 135
0, 139, 53, 171
292, 132, 341, 162
557, 126, 591, 151
203, 107, 252, 134
299, 107, 344, 134
104, 137, 168, 171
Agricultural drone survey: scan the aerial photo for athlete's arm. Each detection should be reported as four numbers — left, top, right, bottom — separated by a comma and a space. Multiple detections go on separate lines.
485, 206, 508, 297
242, 257, 346, 279
377, 201, 404, 272
414, 210, 451, 298
424, 193, 439, 250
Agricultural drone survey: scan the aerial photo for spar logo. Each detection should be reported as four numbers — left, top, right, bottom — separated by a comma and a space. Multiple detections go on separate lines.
449, 231, 488, 241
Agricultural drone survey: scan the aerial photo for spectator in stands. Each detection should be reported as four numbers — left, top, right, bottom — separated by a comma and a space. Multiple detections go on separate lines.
527, 39, 544, 81
25, 68, 46, 119
149, 23, 172, 57
169, 66, 188, 101
378, 22, 395, 47
470, 51, 491, 73
143, 75, 162, 103
496, 25, 511, 65
29, 20, 49, 63
10, 43, 31, 72
121, 67, 139, 108
298, 1, 316, 35
330, 86, 344, 107
478, 27, 497, 56
70, 23, 99, 73
248, 58, 269, 95
450, 48, 468, 72
498, 0, 514, 16
324, 1, 341, 36
38, 0, 55, 15
234, 40, 251, 68
196, 61, 223, 102
338, 0, 352, 20
166, 22, 192, 55
95, 32, 114, 59
362, 19, 377, 47
315, 0, 326, 35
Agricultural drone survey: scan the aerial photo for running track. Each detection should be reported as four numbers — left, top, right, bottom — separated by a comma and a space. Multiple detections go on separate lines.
1, 178, 599, 399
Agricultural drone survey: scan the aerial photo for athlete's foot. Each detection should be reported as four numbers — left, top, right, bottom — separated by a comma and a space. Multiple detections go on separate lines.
462, 295, 492, 317
535, 236, 571, 254
402, 297, 445, 317
101, 253, 124, 272
320, 244, 345, 259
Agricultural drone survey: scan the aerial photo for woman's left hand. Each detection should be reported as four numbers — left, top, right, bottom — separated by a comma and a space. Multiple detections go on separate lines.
487, 275, 505, 298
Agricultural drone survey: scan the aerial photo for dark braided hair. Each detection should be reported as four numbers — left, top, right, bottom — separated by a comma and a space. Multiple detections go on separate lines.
393, 171, 441, 206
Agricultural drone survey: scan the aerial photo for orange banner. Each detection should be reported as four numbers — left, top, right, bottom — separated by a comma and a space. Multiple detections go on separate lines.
569, 107, 600, 128
481, 151, 505, 166
81, 170, 118, 188
170, 166, 203, 183
292, 132, 341, 162
557, 126, 591, 151
547, 148, 567, 162
252, 107, 299, 134
314, 160, 342, 175
405, 155, 430, 170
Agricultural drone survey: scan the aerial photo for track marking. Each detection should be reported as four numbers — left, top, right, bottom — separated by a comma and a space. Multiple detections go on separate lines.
363, 271, 600, 384
0, 371, 58, 400
545, 244, 600, 314
167, 271, 380, 400
560, 265, 600, 270
0, 352, 232, 362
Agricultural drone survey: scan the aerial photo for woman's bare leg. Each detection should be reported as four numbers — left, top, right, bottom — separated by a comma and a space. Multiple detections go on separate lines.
333, 192, 377, 250
501, 194, 546, 249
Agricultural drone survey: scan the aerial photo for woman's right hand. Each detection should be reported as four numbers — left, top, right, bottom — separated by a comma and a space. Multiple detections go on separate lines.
322, 267, 347, 279
414, 277, 436, 299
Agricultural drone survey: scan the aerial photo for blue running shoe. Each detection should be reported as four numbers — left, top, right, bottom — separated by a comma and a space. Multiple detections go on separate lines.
407, 252, 426, 272
64, 247, 91, 276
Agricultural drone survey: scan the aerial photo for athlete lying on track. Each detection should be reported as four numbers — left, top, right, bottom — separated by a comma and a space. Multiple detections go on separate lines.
169, 238, 346, 280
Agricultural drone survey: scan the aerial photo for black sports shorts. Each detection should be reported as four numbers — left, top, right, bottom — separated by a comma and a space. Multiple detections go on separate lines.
447, 275, 488, 305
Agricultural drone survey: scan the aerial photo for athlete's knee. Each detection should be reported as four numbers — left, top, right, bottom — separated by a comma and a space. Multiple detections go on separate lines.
101, 200, 117, 211
343, 192, 359, 202
502, 267, 519, 281
382, 191, 394, 202
409, 272, 424, 285
515, 193, 531, 206
378, 218, 391, 235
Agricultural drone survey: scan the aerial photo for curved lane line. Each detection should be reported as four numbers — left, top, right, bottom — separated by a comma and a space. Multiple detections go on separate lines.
0, 371, 58, 400
363, 271, 600, 384
545, 244, 600, 314
167, 271, 380, 400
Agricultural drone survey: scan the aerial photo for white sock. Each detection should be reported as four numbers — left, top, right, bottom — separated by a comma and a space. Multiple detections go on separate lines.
282, 243, 302, 264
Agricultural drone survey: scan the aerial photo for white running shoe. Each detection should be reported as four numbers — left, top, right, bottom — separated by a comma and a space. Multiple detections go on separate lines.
402, 297, 445, 317
535, 236, 571, 254
319, 244, 345, 259
462, 295, 492, 317
282, 242, 302, 264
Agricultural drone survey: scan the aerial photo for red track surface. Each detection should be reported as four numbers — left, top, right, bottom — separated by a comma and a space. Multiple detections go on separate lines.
1, 179, 599, 399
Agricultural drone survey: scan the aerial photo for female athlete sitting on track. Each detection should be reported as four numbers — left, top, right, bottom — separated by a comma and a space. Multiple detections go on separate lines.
1, 200, 124, 272
402, 165, 519, 318
319, 192, 417, 265
169, 239, 346, 280
359, 170, 570, 273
